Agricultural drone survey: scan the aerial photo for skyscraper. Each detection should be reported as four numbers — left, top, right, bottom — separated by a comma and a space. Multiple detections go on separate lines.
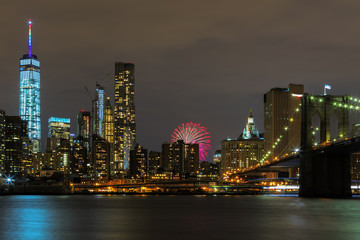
221, 110, 264, 176
94, 83, 105, 136
47, 117, 71, 152
114, 62, 136, 175
103, 97, 115, 175
4, 116, 28, 176
92, 135, 110, 179
264, 84, 303, 159
77, 110, 91, 152
19, 19, 41, 153
161, 140, 199, 179
71, 136, 89, 177
148, 151, 161, 176
0, 110, 5, 175
103, 97, 114, 143
129, 144, 148, 179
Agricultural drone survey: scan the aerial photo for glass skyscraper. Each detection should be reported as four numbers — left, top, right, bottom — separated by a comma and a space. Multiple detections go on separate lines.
114, 62, 136, 175
19, 19, 41, 153
77, 110, 91, 152
95, 83, 105, 136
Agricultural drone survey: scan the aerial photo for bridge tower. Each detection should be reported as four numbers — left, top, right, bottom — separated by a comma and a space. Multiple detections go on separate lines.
301, 94, 349, 150
300, 94, 351, 197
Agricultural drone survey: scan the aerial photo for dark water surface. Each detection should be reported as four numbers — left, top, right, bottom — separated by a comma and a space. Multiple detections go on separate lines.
0, 195, 360, 240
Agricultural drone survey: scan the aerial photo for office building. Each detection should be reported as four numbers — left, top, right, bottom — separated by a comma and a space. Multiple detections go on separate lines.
103, 97, 114, 143
264, 84, 304, 159
92, 135, 110, 179
103, 97, 115, 175
94, 84, 105, 136
32, 152, 62, 174
130, 144, 147, 179
58, 139, 71, 175
0, 110, 5, 174
161, 140, 199, 179
198, 161, 219, 181
47, 117, 70, 152
213, 150, 221, 164
148, 151, 161, 176
71, 136, 89, 177
4, 116, 28, 176
114, 62, 136, 175
221, 110, 264, 176
19, 20, 41, 153
77, 110, 91, 152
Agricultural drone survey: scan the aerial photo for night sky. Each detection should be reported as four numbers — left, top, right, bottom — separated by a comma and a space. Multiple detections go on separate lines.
1, 1, 360, 158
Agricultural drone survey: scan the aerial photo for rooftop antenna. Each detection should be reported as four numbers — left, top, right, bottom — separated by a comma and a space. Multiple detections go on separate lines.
28, 19, 32, 56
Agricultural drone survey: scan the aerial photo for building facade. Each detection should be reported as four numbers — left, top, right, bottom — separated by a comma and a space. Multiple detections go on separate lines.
221, 110, 264, 176
148, 151, 161, 176
71, 136, 89, 177
19, 20, 41, 153
114, 62, 136, 175
92, 135, 110, 179
161, 140, 199, 179
264, 84, 303, 159
4, 116, 29, 176
77, 110, 91, 152
47, 117, 71, 152
94, 83, 105, 136
32, 152, 63, 174
212, 150, 221, 164
103, 97, 115, 175
103, 97, 114, 143
129, 144, 148, 179
0, 110, 5, 174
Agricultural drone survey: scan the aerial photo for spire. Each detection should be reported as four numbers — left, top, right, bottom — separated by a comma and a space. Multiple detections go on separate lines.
248, 108, 254, 124
241, 108, 259, 139
28, 19, 32, 56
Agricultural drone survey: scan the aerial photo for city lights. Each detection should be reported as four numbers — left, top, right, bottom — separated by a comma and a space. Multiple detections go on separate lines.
171, 122, 211, 162
19, 19, 41, 153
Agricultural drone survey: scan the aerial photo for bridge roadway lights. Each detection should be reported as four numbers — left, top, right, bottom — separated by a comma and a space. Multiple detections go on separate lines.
299, 150, 351, 198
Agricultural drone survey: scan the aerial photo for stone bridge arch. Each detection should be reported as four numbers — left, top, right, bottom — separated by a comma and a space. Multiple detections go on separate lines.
301, 94, 349, 150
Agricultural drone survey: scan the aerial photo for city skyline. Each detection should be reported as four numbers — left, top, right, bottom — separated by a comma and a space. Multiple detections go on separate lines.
2, 1, 360, 156
2, 3, 360, 239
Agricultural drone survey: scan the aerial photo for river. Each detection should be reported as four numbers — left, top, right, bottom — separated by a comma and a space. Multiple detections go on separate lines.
0, 195, 359, 240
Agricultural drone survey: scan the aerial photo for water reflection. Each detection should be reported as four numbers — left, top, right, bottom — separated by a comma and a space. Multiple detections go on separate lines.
0, 196, 54, 240
0, 195, 359, 240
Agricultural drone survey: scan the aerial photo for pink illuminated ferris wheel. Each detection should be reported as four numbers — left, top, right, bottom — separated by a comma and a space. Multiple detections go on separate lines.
171, 122, 211, 162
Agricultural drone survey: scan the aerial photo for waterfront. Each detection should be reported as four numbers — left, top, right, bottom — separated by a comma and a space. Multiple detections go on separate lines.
0, 195, 360, 240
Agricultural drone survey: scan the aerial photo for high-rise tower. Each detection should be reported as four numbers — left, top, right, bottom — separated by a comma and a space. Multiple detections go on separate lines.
221, 111, 264, 176
264, 84, 303, 158
103, 97, 114, 175
19, 19, 41, 153
94, 83, 105, 136
103, 97, 114, 143
114, 62, 136, 175
47, 117, 71, 152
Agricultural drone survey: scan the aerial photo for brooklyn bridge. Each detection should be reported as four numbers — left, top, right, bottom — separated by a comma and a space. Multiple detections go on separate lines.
237, 93, 360, 198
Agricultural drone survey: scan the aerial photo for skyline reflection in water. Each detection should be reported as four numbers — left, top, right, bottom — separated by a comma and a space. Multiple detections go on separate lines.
0, 195, 359, 240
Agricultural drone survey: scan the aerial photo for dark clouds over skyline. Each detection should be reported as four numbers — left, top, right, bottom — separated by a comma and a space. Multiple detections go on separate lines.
1, 1, 360, 157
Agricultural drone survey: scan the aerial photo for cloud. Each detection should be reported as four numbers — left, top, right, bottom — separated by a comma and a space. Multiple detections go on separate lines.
1, 0, 360, 155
